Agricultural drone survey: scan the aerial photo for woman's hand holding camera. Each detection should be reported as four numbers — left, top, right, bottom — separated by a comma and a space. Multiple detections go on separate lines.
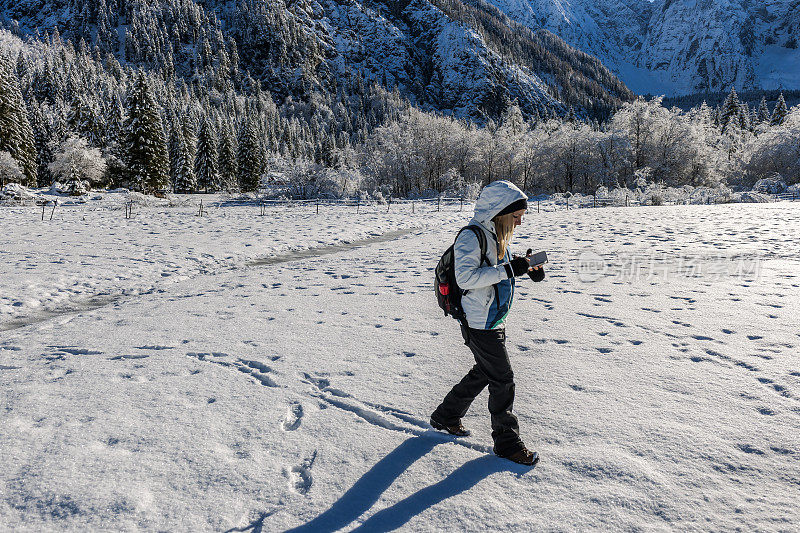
508, 256, 532, 277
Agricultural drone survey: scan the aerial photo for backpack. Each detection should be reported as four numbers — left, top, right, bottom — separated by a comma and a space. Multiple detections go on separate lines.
435, 225, 489, 321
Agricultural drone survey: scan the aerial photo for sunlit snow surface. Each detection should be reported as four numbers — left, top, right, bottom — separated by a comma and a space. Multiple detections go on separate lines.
1, 197, 799, 531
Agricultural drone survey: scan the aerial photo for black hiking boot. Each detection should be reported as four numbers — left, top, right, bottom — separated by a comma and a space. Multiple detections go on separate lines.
430, 416, 471, 437
495, 446, 539, 466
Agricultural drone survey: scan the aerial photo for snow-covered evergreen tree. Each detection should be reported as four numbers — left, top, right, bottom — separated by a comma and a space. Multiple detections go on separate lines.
756, 97, 771, 125
771, 93, 788, 126
124, 71, 169, 193
195, 114, 219, 192
104, 94, 128, 188
719, 88, 740, 133
0, 53, 37, 187
737, 103, 750, 132
170, 121, 196, 193
237, 118, 263, 192
218, 121, 238, 192
68, 93, 104, 148
28, 101, 53, 187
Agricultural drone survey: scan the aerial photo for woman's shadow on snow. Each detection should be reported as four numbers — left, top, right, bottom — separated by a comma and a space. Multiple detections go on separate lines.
285, 432, 530, 532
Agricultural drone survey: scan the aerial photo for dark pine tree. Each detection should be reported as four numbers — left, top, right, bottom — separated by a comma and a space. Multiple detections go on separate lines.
756, 97, 771, 125
170, 121, 196, 193
195, 114, 219, 192
218, 121, 238, 192
28, 101, 53, 187
737, 103, 750, 131
124, 71, 169, 193
719, 88, 740, 133
771, 93, 788, 126
104, 93, 128, 188
237, 117, 262, 192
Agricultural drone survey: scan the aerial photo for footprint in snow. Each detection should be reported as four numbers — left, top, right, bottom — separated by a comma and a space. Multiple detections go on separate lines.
770, 447, 793, 455
737, 444, 765, 455
109, 354, 149, 360
282, 403, 304, 431
237, 358, 279, 387
48, 346, 103, 356
135, 345, 173, 350
286, 451, 317, 495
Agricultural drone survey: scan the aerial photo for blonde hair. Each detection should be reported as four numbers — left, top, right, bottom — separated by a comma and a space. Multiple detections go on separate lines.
493, 212, 516, 260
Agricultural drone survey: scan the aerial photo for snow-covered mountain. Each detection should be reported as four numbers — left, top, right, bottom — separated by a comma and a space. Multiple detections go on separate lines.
0, 0, 633, 119
485, 0, 800, 96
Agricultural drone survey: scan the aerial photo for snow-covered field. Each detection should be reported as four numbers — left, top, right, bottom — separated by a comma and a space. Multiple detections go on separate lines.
1, 197, 799, 531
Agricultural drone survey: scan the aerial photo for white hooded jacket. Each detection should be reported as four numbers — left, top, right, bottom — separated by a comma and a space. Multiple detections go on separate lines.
454, 181, 527, 330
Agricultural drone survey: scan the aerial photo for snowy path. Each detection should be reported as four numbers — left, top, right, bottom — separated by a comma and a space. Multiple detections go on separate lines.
1, 202, 799, 531
0, 198, 457, 327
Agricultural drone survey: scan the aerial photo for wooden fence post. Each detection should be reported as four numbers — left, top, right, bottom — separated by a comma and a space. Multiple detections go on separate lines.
437, 195, 441, 212
357, 197, 360, 214
50, 201, 56, 221
537, 200, 540, 213
316, 199, 319, 214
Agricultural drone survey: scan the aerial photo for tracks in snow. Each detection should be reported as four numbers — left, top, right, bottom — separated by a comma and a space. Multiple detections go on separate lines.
2, 229, 418, 333
186, 352, 280, 388
246, 229, 415, 267
301, 372, 493, 455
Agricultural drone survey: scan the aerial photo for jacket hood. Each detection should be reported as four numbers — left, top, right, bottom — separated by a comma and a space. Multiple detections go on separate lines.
473, 181, 528, 226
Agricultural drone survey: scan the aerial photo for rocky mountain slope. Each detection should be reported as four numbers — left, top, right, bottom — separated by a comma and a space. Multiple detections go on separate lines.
0, 0, 633, 119
485, 0, 800, 96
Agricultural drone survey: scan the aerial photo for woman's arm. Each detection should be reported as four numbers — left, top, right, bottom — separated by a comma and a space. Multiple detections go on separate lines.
453, 230, 508, 289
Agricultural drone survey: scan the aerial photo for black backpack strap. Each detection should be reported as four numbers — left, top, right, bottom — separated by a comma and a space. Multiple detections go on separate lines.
455, 225, 490, 299
463, 225, 489, 267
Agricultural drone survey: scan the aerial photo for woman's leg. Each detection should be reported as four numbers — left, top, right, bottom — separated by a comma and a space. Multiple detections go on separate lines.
431, 362, 489, 425
432, 324, 490, 424
467, 328, 523, 455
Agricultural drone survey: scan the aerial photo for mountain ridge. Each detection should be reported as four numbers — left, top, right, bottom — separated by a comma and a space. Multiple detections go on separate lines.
485, 0, 800, 97
0, 0, 633, 119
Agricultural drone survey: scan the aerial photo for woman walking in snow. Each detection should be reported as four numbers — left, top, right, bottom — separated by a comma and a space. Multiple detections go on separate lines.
430, 180, 544, 466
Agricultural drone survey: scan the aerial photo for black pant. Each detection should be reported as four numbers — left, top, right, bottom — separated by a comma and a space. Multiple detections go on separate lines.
432, 325, 523, 455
